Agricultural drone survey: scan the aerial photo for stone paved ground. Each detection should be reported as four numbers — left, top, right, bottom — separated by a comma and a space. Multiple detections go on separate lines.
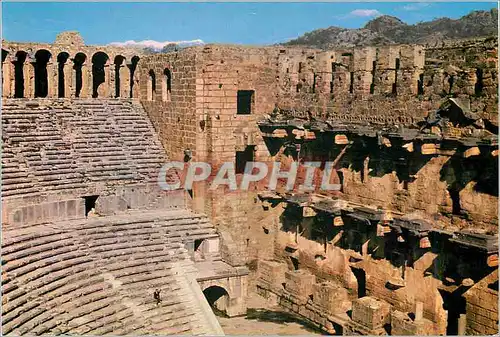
215, 294, 326, 335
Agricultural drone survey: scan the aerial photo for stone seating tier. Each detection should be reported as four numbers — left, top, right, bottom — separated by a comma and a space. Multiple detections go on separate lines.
2, 209, 221, 336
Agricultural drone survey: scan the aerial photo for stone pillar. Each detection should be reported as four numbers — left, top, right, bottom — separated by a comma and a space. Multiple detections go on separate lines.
63, 62, 71, 98
104, 62, 111, 98
126, 62, 133, 98
458, 313, 466, 335
133, 70, 140, 99
2, 57, 12, 98
120, 64, 129, 98
109, 62, 116, 98
81, 63, 90, 98
415, 301, 424, 321
353, 47, 376, 97
25, 58, 35, 98
47, 62, 55, 98
9, 59, 16, 97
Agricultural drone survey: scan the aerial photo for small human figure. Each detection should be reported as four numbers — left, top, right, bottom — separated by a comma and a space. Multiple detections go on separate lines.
153, 289, 161, 305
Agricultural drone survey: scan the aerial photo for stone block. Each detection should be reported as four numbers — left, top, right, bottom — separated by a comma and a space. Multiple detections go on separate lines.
284, 269, 316, 298
335, 134, 349, 145
258, 260, 287, 288
352, 296, 391, 330
202, 237, 220, 254
312, 281, 349, 314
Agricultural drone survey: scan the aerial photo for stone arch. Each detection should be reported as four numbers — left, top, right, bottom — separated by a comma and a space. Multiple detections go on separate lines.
198, 276, 247, 317
162, 67, 172, 101
91, 51, 109, 98
34, 49, 52, 98
128, 55, 140, 98
114, 55, 126, 98
13, 51, 28, 98
147, 69, 156, 101
73, 52, 87, 98
202, 285, 230, 315
57, 52, 70, 98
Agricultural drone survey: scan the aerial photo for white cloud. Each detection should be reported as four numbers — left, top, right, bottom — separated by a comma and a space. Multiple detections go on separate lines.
349, 9, 382, 17
401, 3, 431, 11
109, 39, 204, 50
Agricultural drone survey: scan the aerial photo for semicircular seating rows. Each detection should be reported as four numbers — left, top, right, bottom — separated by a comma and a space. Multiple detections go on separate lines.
1, 99, 171, 198
2, 209, 221, 335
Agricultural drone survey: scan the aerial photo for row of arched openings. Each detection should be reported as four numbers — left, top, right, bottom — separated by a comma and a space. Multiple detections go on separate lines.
148, 68, 172, 102
2, 49, 140, 99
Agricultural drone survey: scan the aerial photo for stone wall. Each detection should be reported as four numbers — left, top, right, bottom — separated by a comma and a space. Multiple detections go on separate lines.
138, 51, 198, 162
255, 196, 497, 335
2, 183, 186, 228
135, 38, 498, 267
276, 38, 497, 125
185, 45, 279, 261
464, 271, 499, 335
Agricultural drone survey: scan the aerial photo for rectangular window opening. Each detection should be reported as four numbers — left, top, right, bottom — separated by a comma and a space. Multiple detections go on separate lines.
237, 90, 254, 115
235, 145, 255, 174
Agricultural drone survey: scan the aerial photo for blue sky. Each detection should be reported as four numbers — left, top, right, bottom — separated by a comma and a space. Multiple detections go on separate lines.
2, 2, 497, 46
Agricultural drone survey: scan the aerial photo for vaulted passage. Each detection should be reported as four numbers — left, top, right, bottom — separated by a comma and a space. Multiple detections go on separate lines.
203, 286, 230, 316
128, 55, 140, 98
350, 267, 366, 298
439, 289, 467, 336
34, 49, 52, 98
92, 51, 109, 98
13, 51, 27, 98
57, 52, 69, 98
73, 53, 86, 98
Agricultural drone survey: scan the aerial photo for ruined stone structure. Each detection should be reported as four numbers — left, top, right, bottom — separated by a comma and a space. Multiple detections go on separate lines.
1, 31, 498, 335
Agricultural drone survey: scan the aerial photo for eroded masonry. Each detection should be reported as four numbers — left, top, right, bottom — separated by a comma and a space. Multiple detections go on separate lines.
1, 31, 498, 335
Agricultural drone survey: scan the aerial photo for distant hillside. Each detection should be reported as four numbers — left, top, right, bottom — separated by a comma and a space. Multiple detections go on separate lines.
283, 8, 498, 49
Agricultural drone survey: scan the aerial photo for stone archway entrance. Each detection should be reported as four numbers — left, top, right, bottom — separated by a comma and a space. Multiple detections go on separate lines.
203, 285, 230, 316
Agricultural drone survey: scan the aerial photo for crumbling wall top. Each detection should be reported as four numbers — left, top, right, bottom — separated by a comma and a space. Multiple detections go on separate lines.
55, 31, 85, 47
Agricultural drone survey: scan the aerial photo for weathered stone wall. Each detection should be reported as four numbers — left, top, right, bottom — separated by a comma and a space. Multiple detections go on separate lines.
135, 38, 498, 267
464, 271, 499, 335
339, 150, 498, 231
138, 51, 198, 162
255, 197, 497, 335
2, 183, 187, 228
276, 38, 498, 125
190, 45, 279, 261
